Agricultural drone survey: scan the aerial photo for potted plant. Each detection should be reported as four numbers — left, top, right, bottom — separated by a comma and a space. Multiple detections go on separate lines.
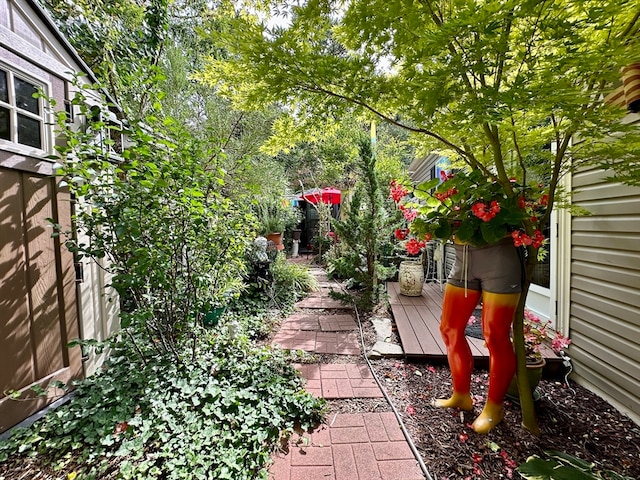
393, 228, 428, 296
256, 201, 287, 251
506, 309, 571, 401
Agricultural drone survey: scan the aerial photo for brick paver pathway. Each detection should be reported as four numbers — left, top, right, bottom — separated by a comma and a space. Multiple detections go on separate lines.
272, 330, 361, 355
269, 263, 426, 480
279, 313, 357, 332
295, 296, 352, 309
269, 413, 425, 480
295, 363, 384, 399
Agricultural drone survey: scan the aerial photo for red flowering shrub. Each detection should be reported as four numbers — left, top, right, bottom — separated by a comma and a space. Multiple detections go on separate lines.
394, 228, 409, 240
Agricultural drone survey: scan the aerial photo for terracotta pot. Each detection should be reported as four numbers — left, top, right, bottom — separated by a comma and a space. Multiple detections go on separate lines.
266, 232, 284, 251
506, 357, 546, 402
292, 229, 302, 241
399, 260, 424, 296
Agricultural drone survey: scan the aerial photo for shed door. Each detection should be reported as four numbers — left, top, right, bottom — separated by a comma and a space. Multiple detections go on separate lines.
0, 167, 82, 433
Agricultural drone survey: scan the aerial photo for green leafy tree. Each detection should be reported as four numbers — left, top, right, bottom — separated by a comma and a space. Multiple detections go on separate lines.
41, 0, 171, 116
50, 85, 252, 362
201, 0, 640, 434
268, 117, 415, 190
42, 0, 290, 199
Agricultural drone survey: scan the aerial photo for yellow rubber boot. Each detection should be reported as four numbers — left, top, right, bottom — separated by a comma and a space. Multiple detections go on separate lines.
432, 392, 473, 411
471, 400, 504, 434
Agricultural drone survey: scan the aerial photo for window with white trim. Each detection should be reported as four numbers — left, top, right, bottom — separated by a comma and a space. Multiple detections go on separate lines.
0, 67, 45, 150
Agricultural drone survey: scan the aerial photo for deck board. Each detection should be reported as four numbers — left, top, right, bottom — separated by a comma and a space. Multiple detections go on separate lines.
388, 282, 561, 369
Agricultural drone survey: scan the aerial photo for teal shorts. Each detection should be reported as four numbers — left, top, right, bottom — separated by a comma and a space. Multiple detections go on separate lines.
447, 239, 523, 294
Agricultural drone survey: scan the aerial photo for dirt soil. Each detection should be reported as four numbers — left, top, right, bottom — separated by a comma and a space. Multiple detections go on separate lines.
342, 312, 640, 480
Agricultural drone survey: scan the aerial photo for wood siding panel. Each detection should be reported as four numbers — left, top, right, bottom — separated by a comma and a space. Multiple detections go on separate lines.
0, 168, 33, 393
569, 326, 640, 380
569, 161, 640, 423
571, 246, 640, 270
0, 170, 81, 433
55, 186, 82, 380
23, 174, 65, 378
570, 290, 639, 328
570, 350, 640, 415
572, 197, 640, 215
572, 168, 639, 193
12, 2, 43, 49
570, 343, 640, 400
572, 304, 640, 337
571, 276, 640, 304
572, 232, 639, 251
0, 0, 9, 28
572, 216, 640, 233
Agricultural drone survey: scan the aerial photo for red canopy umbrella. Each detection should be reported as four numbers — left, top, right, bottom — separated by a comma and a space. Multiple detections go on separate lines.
302, 187, 341, 204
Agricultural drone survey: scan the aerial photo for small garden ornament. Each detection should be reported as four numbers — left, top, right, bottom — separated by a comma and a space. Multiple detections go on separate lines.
391, 171, 549, 433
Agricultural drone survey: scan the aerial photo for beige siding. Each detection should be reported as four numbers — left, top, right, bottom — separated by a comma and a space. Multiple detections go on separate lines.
76, 224, 120, 377
569, 157, 640, 423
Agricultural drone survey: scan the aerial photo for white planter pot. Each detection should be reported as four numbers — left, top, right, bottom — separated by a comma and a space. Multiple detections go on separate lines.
399, 261, 424, 296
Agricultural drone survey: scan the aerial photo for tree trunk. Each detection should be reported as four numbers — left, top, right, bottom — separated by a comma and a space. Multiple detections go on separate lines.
514, 249, 540, 436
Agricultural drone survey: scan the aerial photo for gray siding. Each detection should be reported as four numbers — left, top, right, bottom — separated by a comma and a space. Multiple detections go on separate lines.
569, 162, 640, 422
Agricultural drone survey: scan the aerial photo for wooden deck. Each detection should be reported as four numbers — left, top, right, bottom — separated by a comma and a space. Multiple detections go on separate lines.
387, 282, 561, 368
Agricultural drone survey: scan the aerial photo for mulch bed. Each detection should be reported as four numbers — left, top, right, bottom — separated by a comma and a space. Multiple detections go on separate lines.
369, 357, 640, 479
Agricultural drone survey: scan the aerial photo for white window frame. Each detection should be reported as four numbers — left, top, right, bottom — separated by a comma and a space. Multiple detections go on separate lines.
0, 63, 52, 155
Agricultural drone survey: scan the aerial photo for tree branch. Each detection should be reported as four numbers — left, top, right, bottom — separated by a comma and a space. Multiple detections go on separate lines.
296, 83, 472, 160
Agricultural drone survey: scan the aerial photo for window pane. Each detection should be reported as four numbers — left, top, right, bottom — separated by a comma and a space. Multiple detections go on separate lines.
0, 70, 7, 103
17, 113, 41, 148
0, 107, 10, 141
531, 224, 551, 288
15, 77, 39, 114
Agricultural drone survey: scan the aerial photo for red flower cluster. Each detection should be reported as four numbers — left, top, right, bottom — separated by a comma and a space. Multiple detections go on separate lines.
434, 188, 458, 201
405, 238, 426, 255
399, 204, 418, 221
394, 228, 409, 240
471, 200, 501, 222
511, 229, 545, 248
389, 180, 408, 203
519, 193, 548, 211
539, 194, 549, 206
440, 170, 455, 182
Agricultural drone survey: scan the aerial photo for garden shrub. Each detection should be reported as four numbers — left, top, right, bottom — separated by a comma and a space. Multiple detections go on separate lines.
0, 334, 326, 479
50, 87, 252, 362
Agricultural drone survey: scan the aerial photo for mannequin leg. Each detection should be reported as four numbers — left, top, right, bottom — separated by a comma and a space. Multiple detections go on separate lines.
433, 284, 481, 410
472, 291, 520, 434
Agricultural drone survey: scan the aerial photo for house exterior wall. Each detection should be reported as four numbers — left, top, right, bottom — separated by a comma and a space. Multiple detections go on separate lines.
568, 119, 640, 423
0, 0, 119, 432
